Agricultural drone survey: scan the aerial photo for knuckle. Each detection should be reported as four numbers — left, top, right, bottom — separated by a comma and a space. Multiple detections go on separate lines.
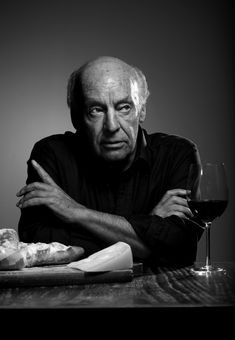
52, 187, 59, 195
167, 197, 175, 204
28, 190, 36, 197
47, 197, 55, 206
30, 182, 40, 190
22, 200, 29, 208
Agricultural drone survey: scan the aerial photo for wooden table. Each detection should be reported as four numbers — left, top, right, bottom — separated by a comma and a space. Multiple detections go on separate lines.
0, 261, 234, 308
0, 262, 234, 328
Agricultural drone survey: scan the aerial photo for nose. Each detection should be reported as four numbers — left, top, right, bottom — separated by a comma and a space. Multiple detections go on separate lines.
103, 109, 120, 133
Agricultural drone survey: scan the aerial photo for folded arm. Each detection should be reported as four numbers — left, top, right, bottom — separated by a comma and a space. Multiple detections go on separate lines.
17, 160, 202, 264
17, 160, 150, 259
17, 133, 203, 266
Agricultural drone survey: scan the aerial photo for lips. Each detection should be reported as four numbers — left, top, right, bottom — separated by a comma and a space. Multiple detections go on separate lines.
101, 140, 125, 149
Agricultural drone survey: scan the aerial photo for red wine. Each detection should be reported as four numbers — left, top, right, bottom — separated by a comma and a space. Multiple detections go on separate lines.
188, 200, 228, 223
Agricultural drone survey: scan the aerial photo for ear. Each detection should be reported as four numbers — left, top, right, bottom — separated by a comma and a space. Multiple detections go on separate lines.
139, 104, 146, 123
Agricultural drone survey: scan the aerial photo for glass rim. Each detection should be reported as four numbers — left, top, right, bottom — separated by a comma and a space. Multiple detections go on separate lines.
203, 162, 225, 166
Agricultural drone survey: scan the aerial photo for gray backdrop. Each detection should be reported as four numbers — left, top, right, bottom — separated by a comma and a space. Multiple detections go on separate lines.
0, 0, 234, 261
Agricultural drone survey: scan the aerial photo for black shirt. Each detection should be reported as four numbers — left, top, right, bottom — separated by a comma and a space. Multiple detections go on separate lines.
18, 127, 203, 267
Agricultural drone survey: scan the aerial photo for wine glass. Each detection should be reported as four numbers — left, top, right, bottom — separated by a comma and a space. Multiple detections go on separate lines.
186, 162, 229, 274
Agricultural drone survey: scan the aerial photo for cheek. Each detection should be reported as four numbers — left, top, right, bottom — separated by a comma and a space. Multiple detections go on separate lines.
84, 121, 103, 144
129, 127, 136, 144
123, 118, 139, 144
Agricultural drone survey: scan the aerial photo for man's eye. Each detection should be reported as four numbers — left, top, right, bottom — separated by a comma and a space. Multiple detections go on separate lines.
118, 104, 131, 113
89, 107, 104, 116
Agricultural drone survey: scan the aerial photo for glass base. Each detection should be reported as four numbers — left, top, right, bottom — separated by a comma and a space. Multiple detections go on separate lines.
191, 264, 226, 276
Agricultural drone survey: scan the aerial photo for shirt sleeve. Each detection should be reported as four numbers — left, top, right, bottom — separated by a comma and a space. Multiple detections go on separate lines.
126, 214, 204, 267
126, 138, 204, 267
17, 137, 107, 256
18, 139, 72, 245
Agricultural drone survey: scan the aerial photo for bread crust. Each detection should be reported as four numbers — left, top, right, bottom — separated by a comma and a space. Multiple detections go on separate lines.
0, 228, 84, 270
0, 228, 19, 249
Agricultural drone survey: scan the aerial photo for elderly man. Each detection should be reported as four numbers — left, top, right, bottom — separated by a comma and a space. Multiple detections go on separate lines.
17, 56, 203, 267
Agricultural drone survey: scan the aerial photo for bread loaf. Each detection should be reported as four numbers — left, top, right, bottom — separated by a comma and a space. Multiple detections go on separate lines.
0, 228, 84, 270
0, 228, 19, 249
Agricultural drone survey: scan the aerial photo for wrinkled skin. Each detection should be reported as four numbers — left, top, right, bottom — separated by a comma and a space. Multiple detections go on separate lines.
80, 58, 146, 170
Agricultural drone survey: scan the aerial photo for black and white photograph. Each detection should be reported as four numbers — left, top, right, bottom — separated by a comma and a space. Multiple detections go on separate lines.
0, 0, 234, 327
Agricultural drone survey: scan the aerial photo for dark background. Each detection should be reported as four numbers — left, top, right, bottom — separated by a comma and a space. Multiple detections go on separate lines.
0, 0, 234, 261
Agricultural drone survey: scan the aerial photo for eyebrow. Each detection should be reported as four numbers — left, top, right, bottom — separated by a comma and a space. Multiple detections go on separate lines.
85, 99, 104, 107
115, 97, 133, 105
85, 96, 133, 107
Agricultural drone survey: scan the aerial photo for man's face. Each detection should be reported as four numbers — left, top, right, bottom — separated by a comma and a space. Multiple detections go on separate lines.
81, 63, 146, 168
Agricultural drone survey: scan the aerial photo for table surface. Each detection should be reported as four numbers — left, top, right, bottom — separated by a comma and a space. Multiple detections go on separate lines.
0, 261, 234, 311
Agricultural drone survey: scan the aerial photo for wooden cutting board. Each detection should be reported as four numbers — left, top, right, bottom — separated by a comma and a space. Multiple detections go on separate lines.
0, 263, 143, 288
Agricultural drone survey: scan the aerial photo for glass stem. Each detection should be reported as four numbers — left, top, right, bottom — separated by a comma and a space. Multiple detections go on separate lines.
205, 222, 212, 268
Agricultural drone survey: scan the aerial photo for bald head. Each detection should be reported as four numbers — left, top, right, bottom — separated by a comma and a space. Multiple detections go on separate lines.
81, 57, 136, 95
81, 56, 133, 77
67, 56, 149, 130
80, 56, 139, 83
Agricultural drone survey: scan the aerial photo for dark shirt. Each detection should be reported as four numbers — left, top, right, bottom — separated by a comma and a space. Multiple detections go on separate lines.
18, 127, 203, 267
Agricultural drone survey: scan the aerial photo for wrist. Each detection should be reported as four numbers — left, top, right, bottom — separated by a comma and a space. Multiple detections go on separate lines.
72, 205, 91, 225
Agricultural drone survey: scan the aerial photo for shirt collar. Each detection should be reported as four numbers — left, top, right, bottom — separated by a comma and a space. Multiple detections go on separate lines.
133, 127, 151, 169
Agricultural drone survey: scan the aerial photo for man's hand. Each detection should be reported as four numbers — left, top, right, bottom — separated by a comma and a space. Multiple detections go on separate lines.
150, 189, 193, 219
16, 160, 85, 223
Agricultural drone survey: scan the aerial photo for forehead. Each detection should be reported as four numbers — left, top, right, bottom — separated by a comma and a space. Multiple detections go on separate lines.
81, 63, 137, 100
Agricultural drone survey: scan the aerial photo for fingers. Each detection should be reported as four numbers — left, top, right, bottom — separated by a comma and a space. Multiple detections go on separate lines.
168, 204, 193, 218
31, 160, 58, 186
166, 195, 188, 207
16, 188, 51, 208
169, 211, 188, 219
159, 192, 190, 209
16, 182, 58, 209
16, 182, 51, 197
16, 160, 60, 199
17, 197, 52, 209
161, 189, 190, 204
151, 188, 193, 218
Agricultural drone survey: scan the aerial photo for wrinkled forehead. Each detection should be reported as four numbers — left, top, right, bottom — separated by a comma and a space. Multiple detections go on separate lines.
81, 62, 139, 98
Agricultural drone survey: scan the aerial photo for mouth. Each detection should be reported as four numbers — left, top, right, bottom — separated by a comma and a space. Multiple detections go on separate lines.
101, 141, 125, 149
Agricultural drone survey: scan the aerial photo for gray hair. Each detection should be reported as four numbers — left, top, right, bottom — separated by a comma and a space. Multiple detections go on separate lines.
67, 59, 150, 130
131, 65, 150, 106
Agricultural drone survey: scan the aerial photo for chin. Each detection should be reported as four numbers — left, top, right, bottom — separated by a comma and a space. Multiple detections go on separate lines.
103, 154, 126, 163
100, 149, 129, 163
